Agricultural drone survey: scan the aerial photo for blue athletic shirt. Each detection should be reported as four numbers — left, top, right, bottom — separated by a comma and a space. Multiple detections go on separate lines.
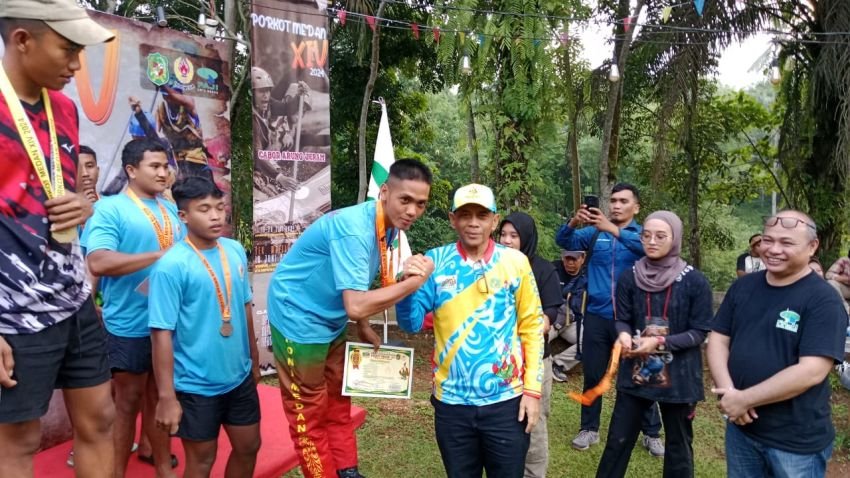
267, 201, 380, 344
82, 193, 183, 337
148, 238, 253, 396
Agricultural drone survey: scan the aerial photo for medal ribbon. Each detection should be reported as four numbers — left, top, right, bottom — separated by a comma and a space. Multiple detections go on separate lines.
0, 66, 63, 200
375, 200, 398, 288
645, 286, 673, 322
126, 188, 174, 250
185, 238, 232, 321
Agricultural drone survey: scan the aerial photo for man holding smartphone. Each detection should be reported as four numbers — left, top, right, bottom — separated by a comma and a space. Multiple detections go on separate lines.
555, 184, 664, 455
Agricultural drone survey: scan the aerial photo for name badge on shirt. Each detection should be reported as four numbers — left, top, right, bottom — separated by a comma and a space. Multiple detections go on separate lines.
775, 309, 800, 333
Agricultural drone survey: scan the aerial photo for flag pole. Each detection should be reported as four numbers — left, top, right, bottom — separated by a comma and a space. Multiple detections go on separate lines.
383, 309, 389, 344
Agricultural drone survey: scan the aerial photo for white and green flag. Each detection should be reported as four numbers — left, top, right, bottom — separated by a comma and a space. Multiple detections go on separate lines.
367, 100, 395, 200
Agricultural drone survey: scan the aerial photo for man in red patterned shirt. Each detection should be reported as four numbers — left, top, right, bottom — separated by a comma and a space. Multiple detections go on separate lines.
0, 1, 115, 477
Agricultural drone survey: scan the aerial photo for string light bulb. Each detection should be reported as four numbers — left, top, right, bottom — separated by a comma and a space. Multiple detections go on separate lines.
204, 17, 219, 39
770, 63, 781, 85
461, 55, 472, 75
155, 6, 167, 27
608, 64, 621, 83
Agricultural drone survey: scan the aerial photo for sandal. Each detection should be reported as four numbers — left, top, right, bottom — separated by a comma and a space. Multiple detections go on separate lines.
138, 453, 179, 469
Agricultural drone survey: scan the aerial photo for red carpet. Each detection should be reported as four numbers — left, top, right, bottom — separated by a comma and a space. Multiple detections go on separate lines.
34, 384, 367, 477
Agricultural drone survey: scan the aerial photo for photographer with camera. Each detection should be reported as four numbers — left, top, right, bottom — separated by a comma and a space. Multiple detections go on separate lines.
555, 184, 664, 455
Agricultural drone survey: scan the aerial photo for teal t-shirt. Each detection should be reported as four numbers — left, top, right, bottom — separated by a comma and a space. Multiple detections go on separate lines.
148, 238, 253, 396
267, 201, 381, 344
82, 193, 183, 337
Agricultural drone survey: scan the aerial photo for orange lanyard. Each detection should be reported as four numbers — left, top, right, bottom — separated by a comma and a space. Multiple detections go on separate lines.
185, 238, 232, 320
375, 200, 397, 288
126, 188, 174, 250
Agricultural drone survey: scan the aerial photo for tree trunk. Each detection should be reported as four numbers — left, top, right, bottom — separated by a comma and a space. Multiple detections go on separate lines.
568, 111, 581, 212
799, 0, 849, 263
356, 1, 387, 204
684, 86, 701, 268
607, 88, 623, 187
223, 0, 237, 68
563, 41, 582, 211
466, 97, 480, 182
598, 0, 644, 208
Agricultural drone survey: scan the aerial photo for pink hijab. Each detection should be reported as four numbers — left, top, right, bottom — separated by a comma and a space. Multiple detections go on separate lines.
634, 211, 688, 292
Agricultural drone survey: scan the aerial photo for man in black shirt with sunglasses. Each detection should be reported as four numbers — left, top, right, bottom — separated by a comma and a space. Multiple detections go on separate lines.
708, 210, 848, 478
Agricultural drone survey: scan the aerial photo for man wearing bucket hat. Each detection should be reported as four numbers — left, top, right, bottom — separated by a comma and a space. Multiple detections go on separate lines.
0, 1, 115, 477
397, 184, 545, 477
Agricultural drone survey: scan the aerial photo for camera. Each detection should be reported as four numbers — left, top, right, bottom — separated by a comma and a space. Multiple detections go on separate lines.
583, 195, 600, 210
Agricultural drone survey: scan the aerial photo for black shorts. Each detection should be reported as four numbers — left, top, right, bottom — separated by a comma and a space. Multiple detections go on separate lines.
0, 297, 110, 423
107, 332, 152, 374
176, 373, 260, 442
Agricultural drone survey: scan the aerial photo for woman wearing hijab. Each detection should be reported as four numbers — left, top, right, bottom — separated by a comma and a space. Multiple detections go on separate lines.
595, 211, 713, 478
497, 212, 562, 478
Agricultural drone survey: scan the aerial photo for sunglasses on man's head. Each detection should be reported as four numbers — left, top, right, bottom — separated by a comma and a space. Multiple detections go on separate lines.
763, 216, 817, 231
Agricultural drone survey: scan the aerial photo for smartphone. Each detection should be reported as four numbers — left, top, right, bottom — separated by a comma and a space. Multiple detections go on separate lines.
583, 195, 600, 210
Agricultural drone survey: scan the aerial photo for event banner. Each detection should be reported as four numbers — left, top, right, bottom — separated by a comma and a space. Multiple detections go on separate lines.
250, 0, 332, 371
64, 11, 233, 229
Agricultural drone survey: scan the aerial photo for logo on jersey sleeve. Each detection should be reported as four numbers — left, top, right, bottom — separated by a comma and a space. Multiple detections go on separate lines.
436, 274, 458, 293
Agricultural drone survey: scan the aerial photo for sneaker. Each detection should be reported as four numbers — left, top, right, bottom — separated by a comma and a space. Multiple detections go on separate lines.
571, 430, 599, 450
552, 363, 568, 382
338, 467, 366, 478
642, 435, 665, 457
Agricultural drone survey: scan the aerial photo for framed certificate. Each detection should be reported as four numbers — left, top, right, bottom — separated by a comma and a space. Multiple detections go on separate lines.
342, 342, 414, 399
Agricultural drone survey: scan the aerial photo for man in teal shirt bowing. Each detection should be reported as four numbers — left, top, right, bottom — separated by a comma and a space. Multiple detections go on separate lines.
267, 159, 435, 478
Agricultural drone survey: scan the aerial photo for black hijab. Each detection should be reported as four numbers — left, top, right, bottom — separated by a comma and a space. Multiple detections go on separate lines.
498, 211, 563, 315
501, 212, 538, 259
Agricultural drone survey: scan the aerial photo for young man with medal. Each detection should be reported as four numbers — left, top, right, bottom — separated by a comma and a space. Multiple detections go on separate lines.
84, 138, 183, 478
395, 184, 545, 478
149, 177, 260, 478
266, 159, 435, 478
0, 2, 115, 477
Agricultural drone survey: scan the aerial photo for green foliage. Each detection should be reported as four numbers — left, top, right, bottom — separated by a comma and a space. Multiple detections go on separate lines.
329, 10, 444, 209
230, 84, 254, 252
99, 0, 850, 288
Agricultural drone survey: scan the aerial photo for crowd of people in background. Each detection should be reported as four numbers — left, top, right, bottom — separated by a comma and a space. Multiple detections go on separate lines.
2, 2, 850, 478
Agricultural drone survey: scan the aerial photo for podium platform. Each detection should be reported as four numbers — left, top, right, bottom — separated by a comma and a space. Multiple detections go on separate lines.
34, 384, 367, 477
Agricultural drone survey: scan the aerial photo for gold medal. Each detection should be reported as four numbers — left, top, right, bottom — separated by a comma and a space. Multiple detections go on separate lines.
52, 227, 78, 244
220, 322, 233, 337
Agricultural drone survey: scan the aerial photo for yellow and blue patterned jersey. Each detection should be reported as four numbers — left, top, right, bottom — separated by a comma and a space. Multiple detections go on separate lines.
397, 240, 545, 405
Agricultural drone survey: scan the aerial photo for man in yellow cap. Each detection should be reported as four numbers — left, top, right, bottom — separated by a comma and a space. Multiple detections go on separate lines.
0, 2, 115, 477
396, 184, 545, 477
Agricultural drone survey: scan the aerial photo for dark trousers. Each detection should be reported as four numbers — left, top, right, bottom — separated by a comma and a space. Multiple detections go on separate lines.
580, 313, 661, 435
431, 395, 530, 478
596, 392, 695, 478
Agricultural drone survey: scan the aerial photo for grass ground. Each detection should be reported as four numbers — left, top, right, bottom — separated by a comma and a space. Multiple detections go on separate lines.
271, 326, 850, 478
